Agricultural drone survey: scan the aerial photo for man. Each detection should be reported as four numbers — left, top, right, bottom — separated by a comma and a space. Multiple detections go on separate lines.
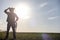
4, 7, 19, 40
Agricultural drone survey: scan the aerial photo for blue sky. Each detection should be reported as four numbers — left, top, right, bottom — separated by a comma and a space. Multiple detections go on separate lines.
0, 0, 60, 32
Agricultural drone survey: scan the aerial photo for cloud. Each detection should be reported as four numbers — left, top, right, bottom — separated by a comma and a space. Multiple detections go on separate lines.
40, 2, 47, 8
48, 8, 57, 13
48, 16, 58, 20
48, 9, 55, 13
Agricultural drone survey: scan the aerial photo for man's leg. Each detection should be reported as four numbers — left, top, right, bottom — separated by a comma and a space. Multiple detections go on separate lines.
5, 23, 10, 40
12, 23, 16, 40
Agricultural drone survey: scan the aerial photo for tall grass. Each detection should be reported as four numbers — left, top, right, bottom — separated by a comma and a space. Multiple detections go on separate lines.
0, 32, 60, 40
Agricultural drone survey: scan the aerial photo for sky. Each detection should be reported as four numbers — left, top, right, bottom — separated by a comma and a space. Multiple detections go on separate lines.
0, 0, 60, 33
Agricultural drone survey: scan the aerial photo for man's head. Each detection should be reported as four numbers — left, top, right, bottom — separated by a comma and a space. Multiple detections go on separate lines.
8, 7, 15, 13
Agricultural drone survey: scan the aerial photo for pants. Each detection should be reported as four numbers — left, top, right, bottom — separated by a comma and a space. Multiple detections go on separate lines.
5, 22, 17, 40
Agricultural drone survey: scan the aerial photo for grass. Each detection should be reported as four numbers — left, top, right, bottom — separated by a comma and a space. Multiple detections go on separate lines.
0, 32, 60, 40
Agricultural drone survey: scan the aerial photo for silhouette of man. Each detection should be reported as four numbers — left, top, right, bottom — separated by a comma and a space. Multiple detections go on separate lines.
4, 7, 19, 40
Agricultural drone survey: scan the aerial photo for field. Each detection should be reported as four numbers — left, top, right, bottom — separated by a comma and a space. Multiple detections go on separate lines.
0, 32, 60, 40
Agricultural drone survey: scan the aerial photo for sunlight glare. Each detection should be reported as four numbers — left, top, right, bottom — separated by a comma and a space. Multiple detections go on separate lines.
14, 3, 31, 19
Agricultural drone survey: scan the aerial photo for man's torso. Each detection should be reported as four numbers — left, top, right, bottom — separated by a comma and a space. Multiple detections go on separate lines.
7, 13, 16, 23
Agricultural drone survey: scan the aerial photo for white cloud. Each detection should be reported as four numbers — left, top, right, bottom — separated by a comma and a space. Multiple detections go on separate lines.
48, 8, 57, 13
48, 9, 55, 13
40, 2, 47, 8
48, 16, 58, 20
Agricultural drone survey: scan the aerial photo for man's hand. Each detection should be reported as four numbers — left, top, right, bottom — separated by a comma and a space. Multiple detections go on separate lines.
6, 7, 10, 10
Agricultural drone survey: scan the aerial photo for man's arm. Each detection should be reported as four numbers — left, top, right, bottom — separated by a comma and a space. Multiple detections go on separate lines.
4, 8, 9, 14
15, 14, 19, 21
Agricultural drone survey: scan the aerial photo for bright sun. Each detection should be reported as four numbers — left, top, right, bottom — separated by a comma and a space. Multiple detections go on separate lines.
14, 3, 31, 19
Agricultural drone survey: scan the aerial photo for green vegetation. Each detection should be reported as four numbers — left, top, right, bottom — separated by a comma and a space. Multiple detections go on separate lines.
0, 32, 60, 40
